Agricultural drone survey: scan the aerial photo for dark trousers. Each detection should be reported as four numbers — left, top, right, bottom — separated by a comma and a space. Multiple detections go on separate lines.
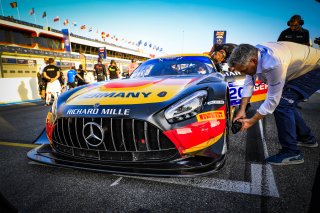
274, 68, 320, 153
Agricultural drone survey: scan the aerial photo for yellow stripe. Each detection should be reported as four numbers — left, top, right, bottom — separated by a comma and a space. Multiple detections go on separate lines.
182, 132, 223, 154
0, 141, 38, 148
251, 93, 267, 103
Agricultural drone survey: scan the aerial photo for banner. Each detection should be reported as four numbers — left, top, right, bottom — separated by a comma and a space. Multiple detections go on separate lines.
213, 31, 227, 45
61, 29, 72, 52
98, 47, 107, 59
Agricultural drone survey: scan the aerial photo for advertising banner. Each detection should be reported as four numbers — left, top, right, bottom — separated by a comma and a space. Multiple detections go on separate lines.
99, 47, 107, 59
62, 29, 72, 52
213, 31, 227, 45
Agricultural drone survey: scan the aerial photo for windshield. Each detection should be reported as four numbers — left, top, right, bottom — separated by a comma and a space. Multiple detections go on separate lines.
130, 56, 216, 78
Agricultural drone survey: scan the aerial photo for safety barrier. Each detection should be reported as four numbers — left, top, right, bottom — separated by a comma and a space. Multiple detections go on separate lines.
0, 77, 41, 105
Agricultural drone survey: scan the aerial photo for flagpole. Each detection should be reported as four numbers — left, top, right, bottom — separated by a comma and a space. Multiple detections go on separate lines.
34, 13, 37, 24
45, 16, 48, 27
0, 0, 4, 16
16, 6, 20, 20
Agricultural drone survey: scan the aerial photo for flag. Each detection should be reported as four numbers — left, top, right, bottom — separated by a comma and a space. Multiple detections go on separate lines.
101, 32, 106, 39
72, 22, 77, 27
80, 25, 86, 30
53, 16, 59, 22
10, 2, 17, 8
63, 19, 69, 26
88, 27, 93, 32
42, 12, 46, 18
29, 8, 34, 16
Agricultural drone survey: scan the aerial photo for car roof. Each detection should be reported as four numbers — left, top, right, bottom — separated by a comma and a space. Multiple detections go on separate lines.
155, 53, 211, 59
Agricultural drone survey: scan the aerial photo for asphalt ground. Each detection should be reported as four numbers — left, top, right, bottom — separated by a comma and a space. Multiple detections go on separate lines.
0, 94, 319, 213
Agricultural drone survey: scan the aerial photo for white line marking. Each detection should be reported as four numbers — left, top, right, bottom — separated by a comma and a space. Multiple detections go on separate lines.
258, 120, 269, 158
258, 120, 279, 197
110, 177, 123, 186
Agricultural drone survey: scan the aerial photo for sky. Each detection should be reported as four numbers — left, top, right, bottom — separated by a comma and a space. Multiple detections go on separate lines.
1, 0, 320, 54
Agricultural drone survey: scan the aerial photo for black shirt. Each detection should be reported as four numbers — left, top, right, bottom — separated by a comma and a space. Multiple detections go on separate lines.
277, 28, 310, 46
108, 65, 119, 79
94, 63, 106, 76
43, 65, 59, 78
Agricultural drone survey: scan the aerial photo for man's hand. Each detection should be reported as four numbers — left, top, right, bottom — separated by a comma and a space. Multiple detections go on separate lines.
238, 118, 255, 131
239, 111, 265, 131
233, 110, 246, 122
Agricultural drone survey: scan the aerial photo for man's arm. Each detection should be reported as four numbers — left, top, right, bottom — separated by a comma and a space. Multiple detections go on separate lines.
76, 73, 84, 82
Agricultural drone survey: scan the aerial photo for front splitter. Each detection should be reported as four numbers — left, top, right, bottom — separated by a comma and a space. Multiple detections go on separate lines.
27, 144, 226, 177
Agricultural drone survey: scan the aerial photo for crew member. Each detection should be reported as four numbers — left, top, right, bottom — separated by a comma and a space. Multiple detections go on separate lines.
37, 57, 49, 99
94, 58, 107, 81
107, 60, 120, 80
67, 65, 84, 89
128, 59, 139, 76
277, 15, 310, 46
228, 42, 320, 165
43, 58, 61, 106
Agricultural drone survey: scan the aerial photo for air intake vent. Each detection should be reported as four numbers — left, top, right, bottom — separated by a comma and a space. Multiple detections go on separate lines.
52, 117, 179, 162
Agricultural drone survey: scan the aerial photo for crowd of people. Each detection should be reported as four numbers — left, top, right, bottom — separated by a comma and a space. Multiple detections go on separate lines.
37, 57, 139, 106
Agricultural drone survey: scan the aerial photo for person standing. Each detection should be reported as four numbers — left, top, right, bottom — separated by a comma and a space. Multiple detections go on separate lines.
42, 58, 61, 106
128, 59, 139, 76
94, 58, 107, 81
76, 64, 87, 86
37, 57, 49, 99
107, 60, 120, 80
67, 65, 84, 90
228, 42, 320, 165
277, 15, 310, 46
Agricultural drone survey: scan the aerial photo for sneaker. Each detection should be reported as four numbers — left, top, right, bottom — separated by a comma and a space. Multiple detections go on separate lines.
266, 151, 304, 165
297, 139, 318, 148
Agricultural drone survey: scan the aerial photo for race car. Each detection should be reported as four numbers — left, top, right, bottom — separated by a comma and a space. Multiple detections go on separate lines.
28, 54, 268, 177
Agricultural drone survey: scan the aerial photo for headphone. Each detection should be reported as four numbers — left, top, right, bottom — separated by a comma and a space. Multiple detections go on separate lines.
287, 15, 304, 26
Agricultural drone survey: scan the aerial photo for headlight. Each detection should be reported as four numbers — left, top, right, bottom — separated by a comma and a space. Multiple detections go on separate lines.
51, 99, 58, 121
165, 90, 207, 123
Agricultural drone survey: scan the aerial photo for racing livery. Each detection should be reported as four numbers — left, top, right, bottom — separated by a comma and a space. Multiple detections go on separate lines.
28, 54, 267, 177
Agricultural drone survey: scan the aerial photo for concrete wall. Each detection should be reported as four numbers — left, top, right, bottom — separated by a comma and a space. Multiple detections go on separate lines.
0, 77, 41, 104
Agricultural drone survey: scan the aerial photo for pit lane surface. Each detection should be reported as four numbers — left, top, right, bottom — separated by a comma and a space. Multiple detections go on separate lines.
0, 94, 319, 212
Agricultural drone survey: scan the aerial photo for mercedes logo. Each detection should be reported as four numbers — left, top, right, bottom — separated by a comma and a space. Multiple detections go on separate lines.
82, 122, 104, 147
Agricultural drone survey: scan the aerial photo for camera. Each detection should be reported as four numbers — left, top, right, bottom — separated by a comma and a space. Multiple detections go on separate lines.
231, 120, 242, 134
314, 37, 320, 45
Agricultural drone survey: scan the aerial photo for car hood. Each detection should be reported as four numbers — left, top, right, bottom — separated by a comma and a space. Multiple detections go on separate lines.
65, 77, 199, 106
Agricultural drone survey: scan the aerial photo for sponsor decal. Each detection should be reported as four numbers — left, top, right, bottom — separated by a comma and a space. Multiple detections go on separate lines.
67, 78, 197, 105
82, 92, 152, 99
66, 108, 130, 115
196, 110, 225, 122
207, 100, 225, 105
229, 82, 268, 106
